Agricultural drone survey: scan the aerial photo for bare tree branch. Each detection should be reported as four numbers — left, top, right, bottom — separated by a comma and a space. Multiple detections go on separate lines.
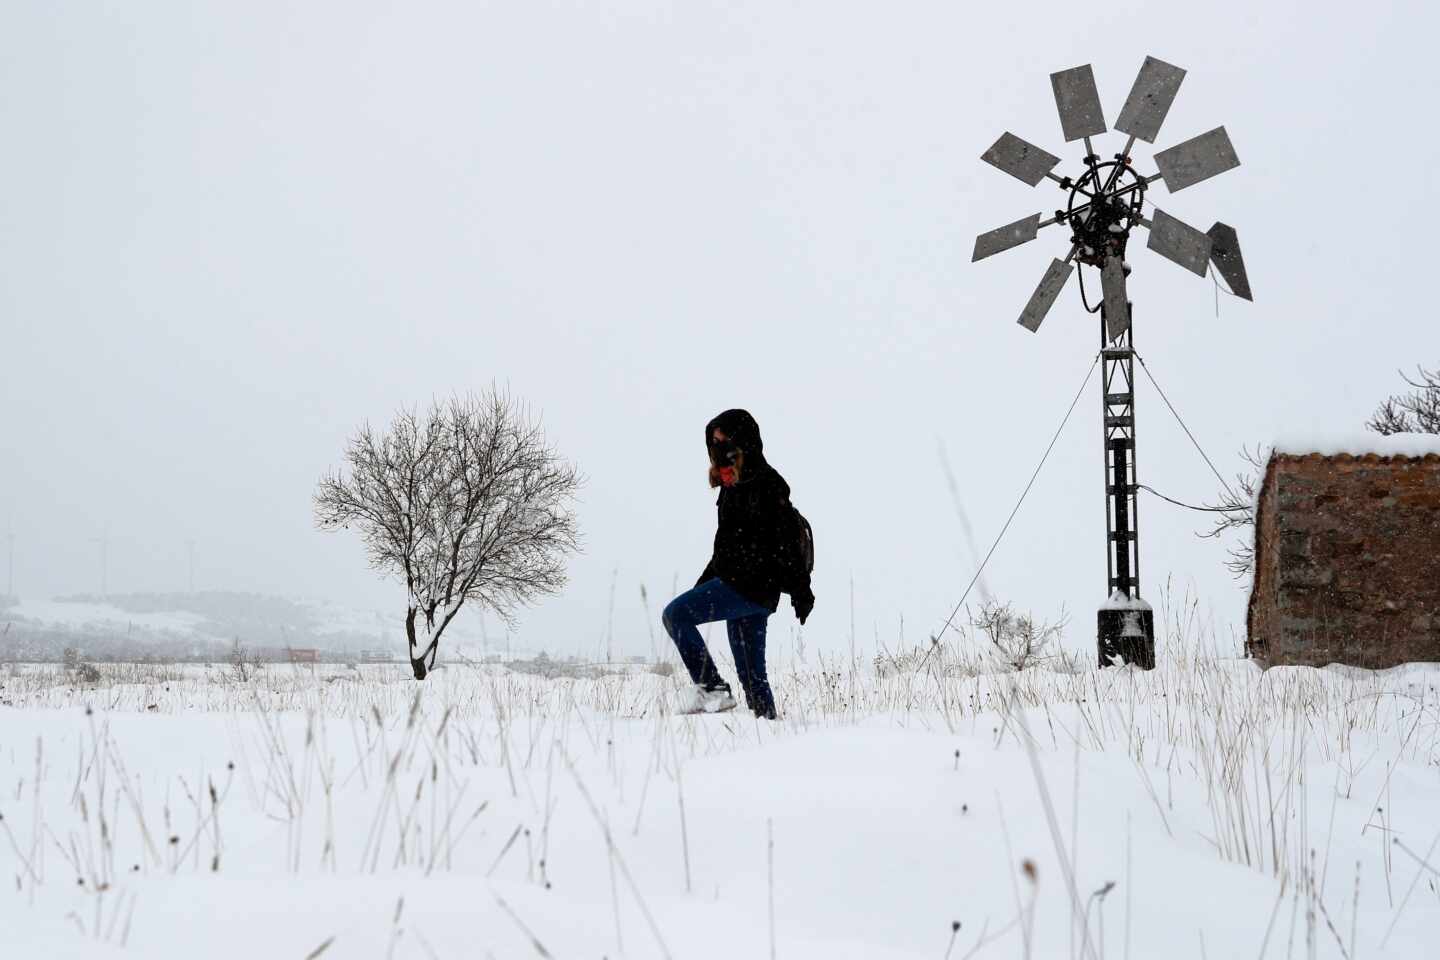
1199, 445, 1270, 579
1366, 365, 1440, 436
315, 390, 582, 679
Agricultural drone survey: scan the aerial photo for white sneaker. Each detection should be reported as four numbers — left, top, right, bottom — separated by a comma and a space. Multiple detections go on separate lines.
676, 683, 737, 715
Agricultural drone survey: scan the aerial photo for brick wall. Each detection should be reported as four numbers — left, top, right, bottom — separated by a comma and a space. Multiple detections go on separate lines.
1247, 453, 1440, 667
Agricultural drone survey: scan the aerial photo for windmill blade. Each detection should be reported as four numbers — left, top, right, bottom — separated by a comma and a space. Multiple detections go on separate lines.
972, 213, 1040, 262
1153, 126, 1240, 192
1114, 56, 1186, 144
1050, 65, 1107, 142
981, 132, 1061, 187
1207, 222, 1253, 301
1146, 209, 1213, 276
1101, 257, 1131, 339
1018, 258, 1075, 332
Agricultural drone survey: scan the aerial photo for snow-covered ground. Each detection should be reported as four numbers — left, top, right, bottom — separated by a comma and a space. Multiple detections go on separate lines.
2, 652, 1437, 958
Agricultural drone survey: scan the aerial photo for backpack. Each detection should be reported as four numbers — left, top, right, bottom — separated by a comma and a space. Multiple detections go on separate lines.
788, 503, 815, 578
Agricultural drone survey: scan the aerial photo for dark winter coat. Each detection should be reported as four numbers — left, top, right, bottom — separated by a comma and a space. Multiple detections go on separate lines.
697, 409, 811, 612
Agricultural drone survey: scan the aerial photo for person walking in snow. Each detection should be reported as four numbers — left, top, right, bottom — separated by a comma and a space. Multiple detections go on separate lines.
662, 409, 814, 719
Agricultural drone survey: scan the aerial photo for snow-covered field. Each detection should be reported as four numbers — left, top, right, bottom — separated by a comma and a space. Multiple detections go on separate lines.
2, 648, 1438, 958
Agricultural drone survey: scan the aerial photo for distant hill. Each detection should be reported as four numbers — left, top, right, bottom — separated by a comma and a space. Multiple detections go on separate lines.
0, 591, 489, 662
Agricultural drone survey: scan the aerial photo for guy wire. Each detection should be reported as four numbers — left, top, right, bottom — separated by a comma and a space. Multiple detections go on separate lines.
934, 351, 1101, 641
1132, 350, 1238, 501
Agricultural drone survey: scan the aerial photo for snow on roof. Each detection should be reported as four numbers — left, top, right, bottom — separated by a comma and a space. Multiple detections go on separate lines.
1272, 432, 1440, 459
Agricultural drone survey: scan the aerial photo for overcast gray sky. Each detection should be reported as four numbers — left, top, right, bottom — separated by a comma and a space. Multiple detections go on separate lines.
2, 1, 1435, 658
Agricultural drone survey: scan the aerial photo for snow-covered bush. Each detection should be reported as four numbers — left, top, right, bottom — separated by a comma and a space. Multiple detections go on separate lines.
62, 647, 102, 685
970, 599, 1067, 672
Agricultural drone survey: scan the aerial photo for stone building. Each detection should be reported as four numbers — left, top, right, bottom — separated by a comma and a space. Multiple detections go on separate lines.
1247, 441, 1440, 667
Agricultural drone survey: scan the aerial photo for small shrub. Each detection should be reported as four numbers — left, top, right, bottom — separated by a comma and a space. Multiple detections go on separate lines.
230, 637, 261, 682
971, 600, 1067, 672
62, 648, 102, 684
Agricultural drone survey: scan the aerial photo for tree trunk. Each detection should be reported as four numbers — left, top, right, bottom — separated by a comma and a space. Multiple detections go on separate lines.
405, 607, 430, 680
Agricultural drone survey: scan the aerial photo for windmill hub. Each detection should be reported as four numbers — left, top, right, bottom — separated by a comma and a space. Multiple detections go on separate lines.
1070, 201, 1136, 269
971, 56, 1254, 670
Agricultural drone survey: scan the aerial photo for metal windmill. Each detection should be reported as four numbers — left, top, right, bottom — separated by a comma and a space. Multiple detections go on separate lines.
971, 57, 1252, 669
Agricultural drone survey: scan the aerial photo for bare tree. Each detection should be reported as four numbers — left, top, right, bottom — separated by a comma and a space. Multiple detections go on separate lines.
315, 392, 581, 680
1366, 365, 1440, 436
1200, 444, 1271, 579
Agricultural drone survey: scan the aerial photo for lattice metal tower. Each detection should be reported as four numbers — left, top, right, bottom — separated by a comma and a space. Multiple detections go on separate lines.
972, 57, 1253, 668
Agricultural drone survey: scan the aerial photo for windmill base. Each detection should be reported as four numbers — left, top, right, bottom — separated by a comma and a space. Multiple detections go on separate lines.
1097, 603, 1155, 670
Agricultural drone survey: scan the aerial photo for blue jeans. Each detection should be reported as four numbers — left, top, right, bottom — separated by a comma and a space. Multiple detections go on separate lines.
662, 578, 775, 717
